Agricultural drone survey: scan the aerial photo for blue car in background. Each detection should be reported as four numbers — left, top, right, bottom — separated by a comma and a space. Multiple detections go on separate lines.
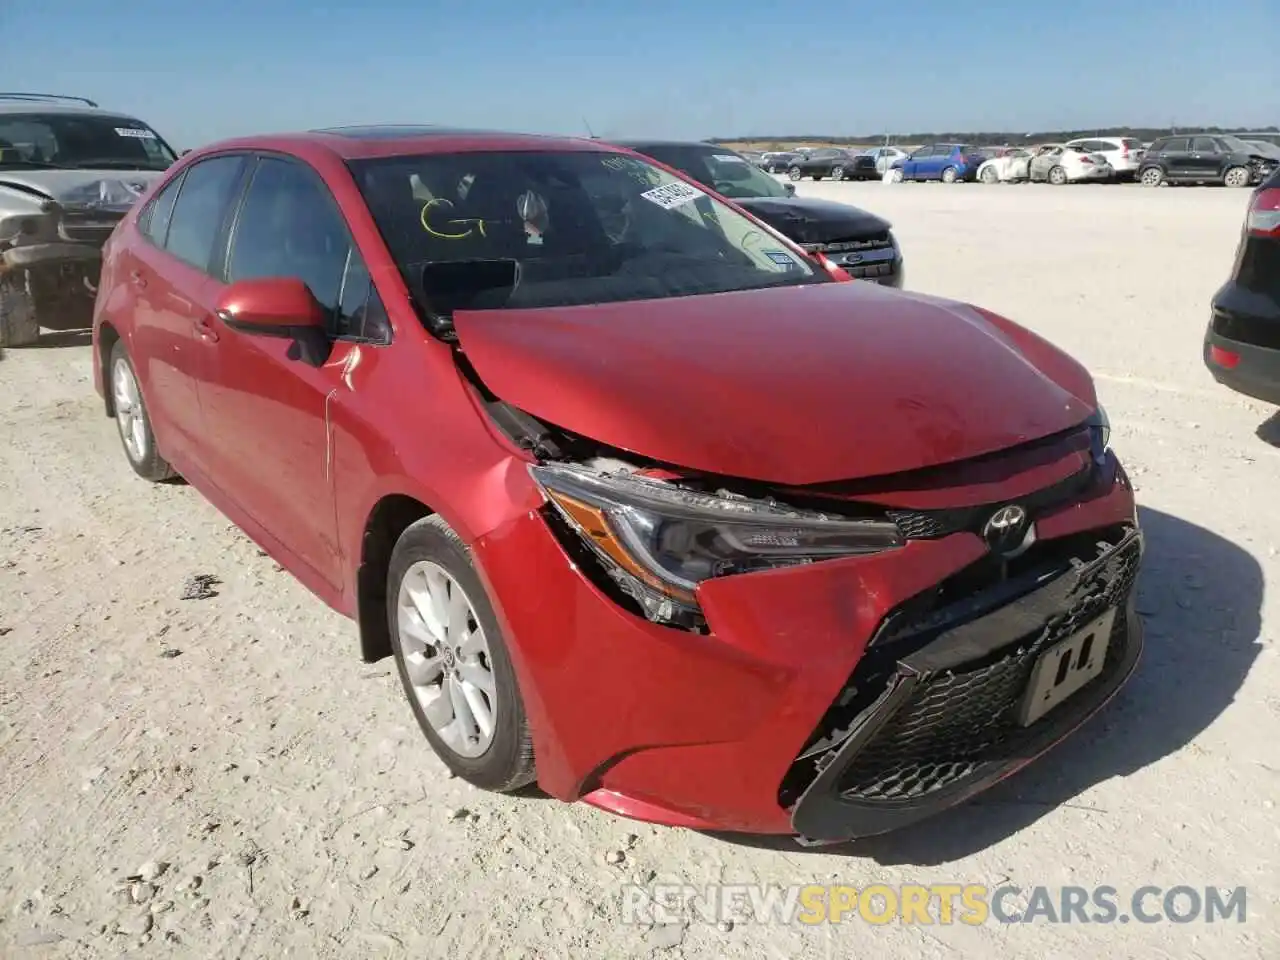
888, 143, 989, 183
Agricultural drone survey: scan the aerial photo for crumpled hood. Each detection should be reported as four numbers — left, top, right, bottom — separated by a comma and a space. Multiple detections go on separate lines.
0, 170, 161, 210
735, 196, 892, 245
454, 281, 1097, 485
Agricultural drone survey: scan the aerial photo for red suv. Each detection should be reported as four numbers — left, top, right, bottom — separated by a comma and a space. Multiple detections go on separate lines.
91, 125, 1143, 844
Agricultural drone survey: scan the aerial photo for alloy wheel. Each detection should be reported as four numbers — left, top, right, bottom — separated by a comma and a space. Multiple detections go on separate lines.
112, 357, 148, 463
396, 559, 498, 758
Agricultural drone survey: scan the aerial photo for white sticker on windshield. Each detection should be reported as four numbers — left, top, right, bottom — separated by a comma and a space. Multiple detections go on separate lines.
712, 154, 747, 163
114, 127, 157, 139
639, 181, 703, 210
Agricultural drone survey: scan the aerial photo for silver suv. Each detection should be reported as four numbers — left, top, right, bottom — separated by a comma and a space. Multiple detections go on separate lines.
0, 93, 178, 346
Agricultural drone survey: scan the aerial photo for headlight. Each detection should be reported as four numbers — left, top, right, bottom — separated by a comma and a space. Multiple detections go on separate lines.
531, 463, 904, 624
1087, 404, 1111, 462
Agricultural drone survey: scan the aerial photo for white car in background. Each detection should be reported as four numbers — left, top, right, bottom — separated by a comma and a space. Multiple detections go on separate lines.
1064, 137, 1145, 180
977, 148, 1033, 183
865, 146, 907, 174
1026, 143, 1113, 184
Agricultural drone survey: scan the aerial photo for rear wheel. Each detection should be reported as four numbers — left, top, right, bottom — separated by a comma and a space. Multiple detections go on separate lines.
1048, 165, 1068, 185
980, 165, 999, 184
1140, 166, 1164, 187
890, 168, 904, 183
1224, 166, 1251, 188
388, 515, 536, 792
109, 340, 176, 482
941, 166, 958, 184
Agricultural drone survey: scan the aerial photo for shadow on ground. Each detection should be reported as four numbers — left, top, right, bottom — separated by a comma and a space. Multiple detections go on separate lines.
1256, 411, 1280, 447
708, 505, 1263, 865
30, 329, 93, 349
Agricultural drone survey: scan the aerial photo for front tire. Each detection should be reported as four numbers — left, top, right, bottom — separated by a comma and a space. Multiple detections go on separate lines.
387, 515, 536, 792
1224, 166, 1252, 188
890, 168, 904, 183
109, 340, 176, 482
830, 165, 845, 181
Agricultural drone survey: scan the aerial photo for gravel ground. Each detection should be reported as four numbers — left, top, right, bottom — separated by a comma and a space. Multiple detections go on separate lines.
2, 180, 1277, 959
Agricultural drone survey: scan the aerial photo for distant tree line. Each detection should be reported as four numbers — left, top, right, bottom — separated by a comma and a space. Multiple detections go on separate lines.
711, 125, 1279, 148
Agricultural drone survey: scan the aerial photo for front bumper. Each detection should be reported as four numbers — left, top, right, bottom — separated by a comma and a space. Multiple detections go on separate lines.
472, 446, 1141, 837
789, 526, 1142, 842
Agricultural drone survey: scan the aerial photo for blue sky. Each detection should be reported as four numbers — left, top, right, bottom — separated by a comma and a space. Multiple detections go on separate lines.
4, 0, 1276, 149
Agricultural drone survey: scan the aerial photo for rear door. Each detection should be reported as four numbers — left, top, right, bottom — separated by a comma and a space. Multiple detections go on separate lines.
126, 154, 246, 472
194, 153, 388, 590
1155, 138, 1192, 179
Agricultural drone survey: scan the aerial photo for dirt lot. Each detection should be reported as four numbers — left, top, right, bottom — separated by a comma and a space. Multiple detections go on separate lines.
2, 181, 1278, 959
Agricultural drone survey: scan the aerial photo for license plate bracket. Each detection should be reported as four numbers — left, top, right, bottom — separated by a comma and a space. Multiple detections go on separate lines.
1017, 608, 1117, 727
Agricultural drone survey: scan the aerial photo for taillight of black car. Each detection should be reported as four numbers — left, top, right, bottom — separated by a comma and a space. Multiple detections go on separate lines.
1203, 174, 1280, 403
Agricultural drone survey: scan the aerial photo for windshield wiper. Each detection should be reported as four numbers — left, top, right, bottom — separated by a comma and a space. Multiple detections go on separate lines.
0, 158, 72, 169
65, 158, 166, 171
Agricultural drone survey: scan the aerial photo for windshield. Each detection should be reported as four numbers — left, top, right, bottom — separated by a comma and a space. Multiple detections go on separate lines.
635, 145, 789, 199
0, 112, 177, 171
350, 149, 820, 315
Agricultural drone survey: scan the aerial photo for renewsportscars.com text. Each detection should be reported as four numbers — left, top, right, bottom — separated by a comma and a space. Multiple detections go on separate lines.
621, 883, 1248, 927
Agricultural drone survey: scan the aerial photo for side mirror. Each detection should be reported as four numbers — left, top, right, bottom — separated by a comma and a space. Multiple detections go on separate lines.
784, 182, 796, 197
215, 277, 331, 365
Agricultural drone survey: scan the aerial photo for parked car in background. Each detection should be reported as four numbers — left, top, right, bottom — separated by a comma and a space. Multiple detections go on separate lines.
760, 151, 800, 173
1138, 135, 1277, 188
1245, 141, 1280, 163
92, 124, 1139, 845
785, 148, 865, 181
867, 146, 907, 174
1204, 165, 1280, 402
1064, 137, 1145, 180
1232, 132, 1280, 149
617, 140, 903, 286
887, 143, 988, 183
977, 148, 1033, 183
0, 92, 178, 346
1027, 144, 1113, 184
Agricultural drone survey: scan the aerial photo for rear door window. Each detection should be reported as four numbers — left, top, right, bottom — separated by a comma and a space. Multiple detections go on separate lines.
1157, 138, 1189, 153
1192, 137, 1219, 153
139, 173, 184, 247
164, 155, 245, 272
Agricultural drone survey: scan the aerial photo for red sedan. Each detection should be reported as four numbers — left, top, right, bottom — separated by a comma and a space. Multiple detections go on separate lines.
91, 125, 1143, 844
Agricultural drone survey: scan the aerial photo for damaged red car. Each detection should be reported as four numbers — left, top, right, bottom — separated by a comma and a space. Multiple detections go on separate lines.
91, 126, 1143, 844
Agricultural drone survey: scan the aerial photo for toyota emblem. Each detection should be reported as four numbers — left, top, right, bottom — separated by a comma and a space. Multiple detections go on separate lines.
983, 504, 1029, 555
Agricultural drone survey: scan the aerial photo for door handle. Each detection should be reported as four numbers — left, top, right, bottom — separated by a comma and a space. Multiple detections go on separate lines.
129, 270, 147, 290
195, 316, 220, 343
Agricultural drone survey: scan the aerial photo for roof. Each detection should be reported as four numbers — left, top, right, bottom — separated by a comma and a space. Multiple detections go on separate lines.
192, 125, 612, 162
610, 139, 720, 150
0, 101, 140, 121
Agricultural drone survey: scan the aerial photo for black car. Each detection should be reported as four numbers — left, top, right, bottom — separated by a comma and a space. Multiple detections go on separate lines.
616, 140, 903, 287
759, 150, 801, 173
784, 147, 876, 182
1204, 166, 1280, 402
1139, 134, 1277, 188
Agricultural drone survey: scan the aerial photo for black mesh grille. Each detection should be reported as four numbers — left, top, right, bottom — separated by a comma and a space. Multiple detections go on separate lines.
846, 261, 898, 281
836, 535, 1140, 802
57, 211, 122, 246
886, 463, 1097, 541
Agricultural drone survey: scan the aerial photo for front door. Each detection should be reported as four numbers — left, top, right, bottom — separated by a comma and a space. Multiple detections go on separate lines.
1188, 137, 1223, 180
193, 154, 367, 591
